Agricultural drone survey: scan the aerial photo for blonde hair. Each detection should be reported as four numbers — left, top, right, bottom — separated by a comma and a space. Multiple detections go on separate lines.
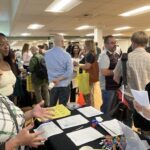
84, 40, 96, 54
131, 31, 148, 46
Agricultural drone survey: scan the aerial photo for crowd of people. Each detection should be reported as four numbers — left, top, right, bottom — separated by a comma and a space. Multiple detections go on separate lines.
0, 31, 150, 149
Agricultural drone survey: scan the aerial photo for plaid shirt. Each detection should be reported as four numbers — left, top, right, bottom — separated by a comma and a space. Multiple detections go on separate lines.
0, 95, 25, 143
114, 47, 150, 101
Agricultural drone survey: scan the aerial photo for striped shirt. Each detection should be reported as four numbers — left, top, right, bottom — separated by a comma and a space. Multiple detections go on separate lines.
0, 95, 25, 143
114, 47, 150, 100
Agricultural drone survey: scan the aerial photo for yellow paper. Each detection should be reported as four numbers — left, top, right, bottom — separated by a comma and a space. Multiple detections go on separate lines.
38, 104, 71, 122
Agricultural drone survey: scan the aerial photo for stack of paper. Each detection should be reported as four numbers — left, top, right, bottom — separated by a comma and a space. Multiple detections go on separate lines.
99, 119, 123, 137
66, 127, 104, 146
131, 89, 150, 120
77, 106, 103, 118
38, 104, 71, 122
34, 122, 63, 139
131, 89, 150, 107
57, 114, 89, 129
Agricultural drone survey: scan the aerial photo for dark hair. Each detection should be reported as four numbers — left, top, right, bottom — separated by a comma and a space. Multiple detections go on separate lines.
71, 45, 81, 58
38, 45, 44, 49
0, 33, 6, 37
22, 43, 29, 55
104, 35, 114, 44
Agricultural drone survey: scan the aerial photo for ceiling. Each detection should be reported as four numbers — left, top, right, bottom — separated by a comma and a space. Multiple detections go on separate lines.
0, 0, 150, 38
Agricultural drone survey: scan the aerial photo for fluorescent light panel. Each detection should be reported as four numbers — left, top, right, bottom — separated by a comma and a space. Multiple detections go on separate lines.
27, 24, 45, 30
119, 5, 150, 17
145, 28, 150, 31
76, 25, 94, 30
21, 33, 31, 36
86, 33, 94, 36
112, 33, 123, 36
58, 33, 67, 36
114, 26, 132, 31
45, 0, 82, 13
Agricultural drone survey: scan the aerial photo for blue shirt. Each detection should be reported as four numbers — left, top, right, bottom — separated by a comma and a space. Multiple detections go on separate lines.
44, 46, 73, 87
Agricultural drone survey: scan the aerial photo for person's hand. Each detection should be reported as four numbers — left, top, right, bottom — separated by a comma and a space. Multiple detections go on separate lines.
14, 124, 46, 148
133, 101, 142, 112
73, 61, 79, 67
52, 78, 60, 85
32, 100, 54, 121
142, 105, 150, 119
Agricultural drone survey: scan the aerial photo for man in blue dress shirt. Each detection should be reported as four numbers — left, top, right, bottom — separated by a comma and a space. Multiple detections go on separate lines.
45, 34, 73, 106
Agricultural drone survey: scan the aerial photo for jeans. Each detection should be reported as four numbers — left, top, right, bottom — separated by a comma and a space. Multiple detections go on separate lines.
101, 90, 116, 114
50, 86, 70, 107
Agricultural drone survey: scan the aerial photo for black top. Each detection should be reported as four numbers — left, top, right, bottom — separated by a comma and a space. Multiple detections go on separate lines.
80, 52, 95, 64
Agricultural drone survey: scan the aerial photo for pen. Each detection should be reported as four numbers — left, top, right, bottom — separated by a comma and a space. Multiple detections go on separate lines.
75, 126, 84, 131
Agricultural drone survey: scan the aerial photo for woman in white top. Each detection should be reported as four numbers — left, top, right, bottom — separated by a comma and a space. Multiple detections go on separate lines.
0, 33, 54, 150
0, 35, 17, 100
22, 43, 33, 72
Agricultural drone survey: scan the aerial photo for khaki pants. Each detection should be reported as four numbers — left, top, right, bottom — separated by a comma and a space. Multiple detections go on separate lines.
33, 82, 49, 106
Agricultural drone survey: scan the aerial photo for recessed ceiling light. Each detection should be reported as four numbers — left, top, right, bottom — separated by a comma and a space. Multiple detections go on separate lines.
45, 0, 82, 13
58, 33, 67, 36
114, 26, 132, 31
27, 24, 45, 30
86, 33, 94, 36
76, 25, 94, 30
112, 33, 123, 36
21, 33, 31, 36
119, 5, 150, 17
145, 28, 150, 31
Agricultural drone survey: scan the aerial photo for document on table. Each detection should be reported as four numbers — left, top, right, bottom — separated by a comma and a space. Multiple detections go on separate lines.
131, 89, 150, 107
34, 122, 63, 139
66, 127, 104, 146
77, 106, 103, 118
37, 104, 71, 122
99, 119, 123, 137
57, 114, 89, 129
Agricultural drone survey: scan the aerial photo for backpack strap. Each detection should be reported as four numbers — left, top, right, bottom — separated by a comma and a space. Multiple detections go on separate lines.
121, 53, 128, 87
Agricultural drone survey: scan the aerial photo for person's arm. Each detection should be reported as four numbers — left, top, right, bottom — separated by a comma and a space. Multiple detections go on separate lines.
29, 57, 36, 73
24, 101, 54, 121
5, 124, 46, 150
79, 63, 92, 70
142, 105, 150, 119
113, 59, 122, 83
99, 54, 112, 76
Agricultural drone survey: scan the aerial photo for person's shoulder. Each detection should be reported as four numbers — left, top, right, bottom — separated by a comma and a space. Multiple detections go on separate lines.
99, 50, 108, 58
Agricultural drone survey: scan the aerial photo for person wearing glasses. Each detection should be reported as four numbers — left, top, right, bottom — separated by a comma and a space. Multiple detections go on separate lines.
98, 35, 121, 114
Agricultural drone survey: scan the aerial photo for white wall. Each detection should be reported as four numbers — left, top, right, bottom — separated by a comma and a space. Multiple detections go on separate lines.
117, 38, 131, 53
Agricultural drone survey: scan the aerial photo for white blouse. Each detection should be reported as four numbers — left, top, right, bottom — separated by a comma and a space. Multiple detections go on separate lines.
0, 70, 16, 96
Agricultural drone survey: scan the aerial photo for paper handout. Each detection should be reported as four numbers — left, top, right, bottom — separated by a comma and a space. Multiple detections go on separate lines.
77, 106, 103, 118
99, 119, 123, 137
57, 114, 89, 129
38, 104, 71, 122
66, 127, 104, 146
131, 89, 150, 107
34, 122, 63, 139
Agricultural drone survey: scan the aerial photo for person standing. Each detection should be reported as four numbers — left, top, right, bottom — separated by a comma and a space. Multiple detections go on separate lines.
29, 46, 49, 106
45, 34, 73, 106
98, 35, 121, 114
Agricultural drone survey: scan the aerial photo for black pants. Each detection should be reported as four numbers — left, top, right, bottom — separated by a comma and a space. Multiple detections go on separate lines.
49, 86, 70, 107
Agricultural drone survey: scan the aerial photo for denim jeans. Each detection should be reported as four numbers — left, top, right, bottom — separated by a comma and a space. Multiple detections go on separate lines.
49, 86, 70, 107
101, 90, 116, 114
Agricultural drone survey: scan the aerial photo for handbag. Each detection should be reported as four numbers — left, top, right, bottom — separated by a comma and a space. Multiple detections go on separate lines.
110, 53, 132, 123
87, 56, 99, 83
77, 70, 90, 95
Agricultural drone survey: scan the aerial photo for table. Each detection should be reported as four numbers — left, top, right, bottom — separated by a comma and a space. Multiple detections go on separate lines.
34, 107, 150, 150
34, 108, 112, 150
